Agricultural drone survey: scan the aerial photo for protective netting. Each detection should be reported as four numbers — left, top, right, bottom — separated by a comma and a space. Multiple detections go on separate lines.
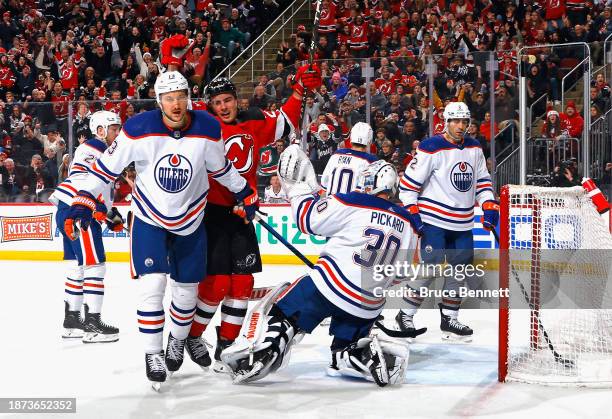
502, 185, 612, 386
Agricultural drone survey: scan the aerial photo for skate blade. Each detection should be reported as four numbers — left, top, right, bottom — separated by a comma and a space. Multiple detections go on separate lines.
441, 332, 473, 343
151, 381, 164, 392
82, 333, 119, 343
213, 361, 231, 374
62, 329, 84, 338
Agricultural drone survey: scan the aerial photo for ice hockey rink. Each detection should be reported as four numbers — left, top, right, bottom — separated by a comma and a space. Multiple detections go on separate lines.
0, 261, 610, 419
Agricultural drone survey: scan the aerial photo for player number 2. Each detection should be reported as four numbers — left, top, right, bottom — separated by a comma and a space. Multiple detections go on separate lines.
353, 228, 401, 268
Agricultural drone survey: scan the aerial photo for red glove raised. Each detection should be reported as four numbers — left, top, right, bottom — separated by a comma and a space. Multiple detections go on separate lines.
293, 63, 322, 95
160, 34, 194, 68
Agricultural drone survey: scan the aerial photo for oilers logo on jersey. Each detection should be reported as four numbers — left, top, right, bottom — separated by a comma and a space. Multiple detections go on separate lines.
450, 161, 473, 192
225, 134, 255, 173
155, 154, 193, 193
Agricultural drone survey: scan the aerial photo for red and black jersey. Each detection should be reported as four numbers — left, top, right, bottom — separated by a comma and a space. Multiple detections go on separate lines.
545, 0, 566, 20
317, 0, 338, 34
200, 95, 302, 207
0, 66, 15, 88
51, 91, 74, 118
348, 22, 369, 51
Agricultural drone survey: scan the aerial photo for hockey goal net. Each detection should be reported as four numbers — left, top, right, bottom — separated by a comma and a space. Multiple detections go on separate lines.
498, 185, 612, 386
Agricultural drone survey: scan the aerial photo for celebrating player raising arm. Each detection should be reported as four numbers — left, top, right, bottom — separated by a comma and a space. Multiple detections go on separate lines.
184, 67, 321, 373
63, 71, 256, 390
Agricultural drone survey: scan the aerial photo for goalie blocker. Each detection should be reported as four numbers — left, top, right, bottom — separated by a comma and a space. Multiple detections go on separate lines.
220, 146, 424, 387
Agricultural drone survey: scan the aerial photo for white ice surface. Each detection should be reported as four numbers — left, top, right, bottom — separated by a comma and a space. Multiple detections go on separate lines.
0, 261, 610, 419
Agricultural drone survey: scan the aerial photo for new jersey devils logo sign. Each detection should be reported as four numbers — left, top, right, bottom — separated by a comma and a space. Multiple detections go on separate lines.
225, 134, 254, 173
260, 148, 272, 164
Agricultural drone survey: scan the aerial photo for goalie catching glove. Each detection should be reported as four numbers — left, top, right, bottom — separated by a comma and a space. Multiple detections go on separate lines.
277, 144, 321, 199
328, 336, 410, 387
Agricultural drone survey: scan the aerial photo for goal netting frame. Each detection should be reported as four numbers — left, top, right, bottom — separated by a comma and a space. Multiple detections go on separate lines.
498, 184, 612, 387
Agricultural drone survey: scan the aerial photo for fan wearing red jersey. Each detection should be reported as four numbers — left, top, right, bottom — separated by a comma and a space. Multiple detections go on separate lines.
185, 69, 322, 372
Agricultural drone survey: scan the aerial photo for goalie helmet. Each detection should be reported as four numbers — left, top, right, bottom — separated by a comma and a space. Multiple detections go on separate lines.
360, 160, 399, 197
89, 110, 121, 140
154, 71, 190, 107
205, 77, 237, 103
350, 122, 373, 147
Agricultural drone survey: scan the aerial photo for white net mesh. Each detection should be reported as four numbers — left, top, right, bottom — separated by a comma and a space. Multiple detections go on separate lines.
503, 185, 612, 386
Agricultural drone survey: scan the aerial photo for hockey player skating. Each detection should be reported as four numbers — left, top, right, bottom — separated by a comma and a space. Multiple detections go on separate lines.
320, 121, 378, 195
395, 101, 499, 342
51, 111, 123, 343
220, 146, 425, 386
183, 69, 321, 373
63, 71, 256, 390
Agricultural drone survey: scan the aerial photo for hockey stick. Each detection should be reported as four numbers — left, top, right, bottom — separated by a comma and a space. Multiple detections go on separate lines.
254, 210, 315, 269
492, 229, 574, 368
298, 0, 323, 147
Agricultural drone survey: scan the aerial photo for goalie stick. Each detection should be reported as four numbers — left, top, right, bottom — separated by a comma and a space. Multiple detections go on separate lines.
492, 228, 575, 369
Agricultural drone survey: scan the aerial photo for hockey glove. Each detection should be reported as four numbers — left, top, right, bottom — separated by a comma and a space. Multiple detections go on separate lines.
292, 63, 322, 95
64, 191, 98, 240
160, 34, 194, 68
233, 184, 259, 221
106, 207, 125, 232
405, 205, 424, 236
481, 200, 500, 231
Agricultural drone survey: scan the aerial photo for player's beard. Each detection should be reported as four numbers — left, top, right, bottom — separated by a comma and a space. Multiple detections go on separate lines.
163, 107, 188, 129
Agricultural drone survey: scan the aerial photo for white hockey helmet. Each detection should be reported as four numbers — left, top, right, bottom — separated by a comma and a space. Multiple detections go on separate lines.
443, 101, 471, 125
154, 70, 190, 107
350, 122, 373, 147
360, 160, 399, 197
89, 110, 121, 140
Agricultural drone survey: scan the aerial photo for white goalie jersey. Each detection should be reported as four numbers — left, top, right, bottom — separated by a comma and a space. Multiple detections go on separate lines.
291, 191, 418, 319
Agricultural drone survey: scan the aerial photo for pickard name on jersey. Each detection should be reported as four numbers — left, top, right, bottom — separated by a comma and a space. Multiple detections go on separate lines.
398, 135, 495, 231
291, 191, 418, 319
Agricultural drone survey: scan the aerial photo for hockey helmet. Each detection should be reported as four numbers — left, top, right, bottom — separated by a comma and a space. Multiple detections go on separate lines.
154, 71, 190, 107
360, 160, 399, 197
205, 77, 237, 103
89, 110, 121, 140
350, 122, 373, 147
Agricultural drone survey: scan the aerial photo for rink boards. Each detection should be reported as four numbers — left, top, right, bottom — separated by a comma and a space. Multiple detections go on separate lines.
0, 203, 495, 263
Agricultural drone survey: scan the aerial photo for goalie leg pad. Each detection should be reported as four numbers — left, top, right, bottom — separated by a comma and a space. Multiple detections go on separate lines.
221, 282, 302, 383
278, 144, 321, 199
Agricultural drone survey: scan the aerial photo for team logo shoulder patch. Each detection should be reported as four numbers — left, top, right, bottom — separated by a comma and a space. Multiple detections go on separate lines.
154, 154, 193, 193
449, 161, 474, 192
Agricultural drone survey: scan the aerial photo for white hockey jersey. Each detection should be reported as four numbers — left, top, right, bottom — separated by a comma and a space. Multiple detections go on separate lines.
72, 110, 247, 235
398, 135, 495, 231
291, 192, 418, 319
50, 138, 113, 208
264, 185, 288, 203
320, 148, 378, 195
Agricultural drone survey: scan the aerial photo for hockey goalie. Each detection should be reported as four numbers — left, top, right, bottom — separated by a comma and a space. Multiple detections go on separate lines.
220, 145, 426, 387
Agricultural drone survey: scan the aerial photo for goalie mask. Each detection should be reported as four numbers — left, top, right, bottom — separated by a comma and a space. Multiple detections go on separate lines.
360, 160, 399, 197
